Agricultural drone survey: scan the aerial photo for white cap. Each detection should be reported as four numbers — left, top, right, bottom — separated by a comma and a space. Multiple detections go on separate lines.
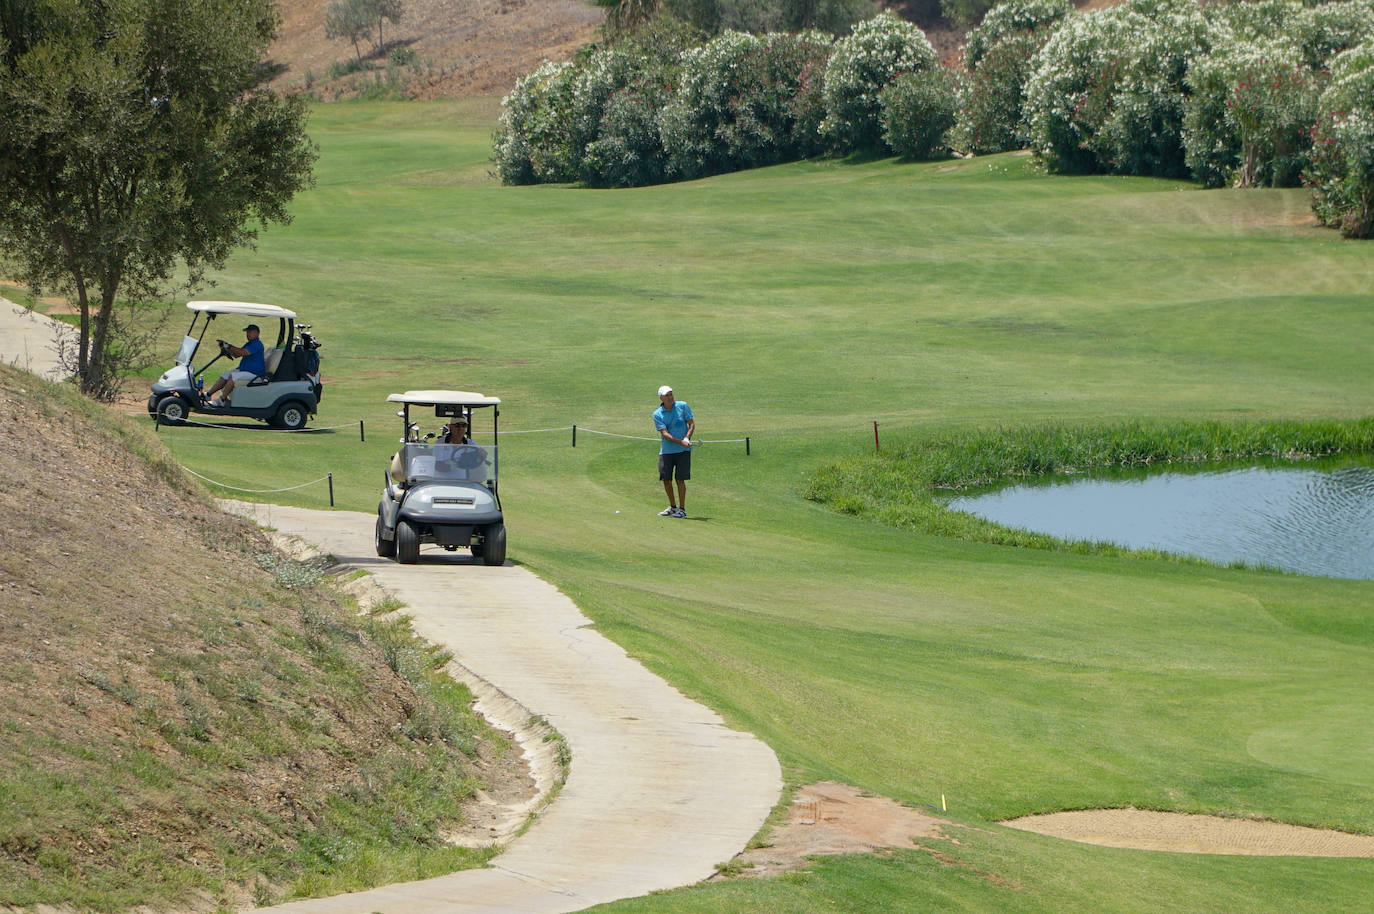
658, 385, 672, 397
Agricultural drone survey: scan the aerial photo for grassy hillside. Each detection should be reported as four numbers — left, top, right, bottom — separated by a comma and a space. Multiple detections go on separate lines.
0, 362, 524, 910
136, 100, 1373, 912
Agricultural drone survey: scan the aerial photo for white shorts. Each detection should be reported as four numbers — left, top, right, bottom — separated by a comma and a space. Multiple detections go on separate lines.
219, 369, 257, 384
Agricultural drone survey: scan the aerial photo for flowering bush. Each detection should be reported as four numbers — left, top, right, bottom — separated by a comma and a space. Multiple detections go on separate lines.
1025, 0, 1210, 177
660, 30, 835, 180
880, 66, 962, 158
581, 79, 672, 187
1184, 39, 1319, 188
1306, 41, 1374, 237
962, 0, 1071, 70
822, 11, 940, 152
493, 61, 577, 185
1294, 0, 1374, 69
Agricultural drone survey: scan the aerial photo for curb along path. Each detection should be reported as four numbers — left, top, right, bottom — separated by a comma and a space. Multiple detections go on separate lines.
223, 502, 782, 914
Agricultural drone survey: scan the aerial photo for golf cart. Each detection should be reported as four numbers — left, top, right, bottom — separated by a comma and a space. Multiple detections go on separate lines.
375, 390, 506, 566
147, 301, 323, 429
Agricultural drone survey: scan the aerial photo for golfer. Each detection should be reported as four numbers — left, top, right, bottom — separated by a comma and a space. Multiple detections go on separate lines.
203, 323, 265, 406
653, 385, 694, 518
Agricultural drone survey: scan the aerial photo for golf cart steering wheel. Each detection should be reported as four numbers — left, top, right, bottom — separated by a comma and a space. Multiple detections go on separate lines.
454, 446, 486, 470
216, 338, 232, 356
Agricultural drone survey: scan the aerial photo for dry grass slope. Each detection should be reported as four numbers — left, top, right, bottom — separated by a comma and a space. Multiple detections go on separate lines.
0, 363, 521, 909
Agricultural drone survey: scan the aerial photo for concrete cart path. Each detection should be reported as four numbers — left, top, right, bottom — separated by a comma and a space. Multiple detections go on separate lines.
0, 296, 77, 381
224, 502, 782, 914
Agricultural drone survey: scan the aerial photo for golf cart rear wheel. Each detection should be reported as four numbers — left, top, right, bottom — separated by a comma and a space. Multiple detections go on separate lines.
481, 523, 506, 566
156, 396, 190, 425
395, 519, 420, 564
272, 401, 309, 431
375, 513, 395, 558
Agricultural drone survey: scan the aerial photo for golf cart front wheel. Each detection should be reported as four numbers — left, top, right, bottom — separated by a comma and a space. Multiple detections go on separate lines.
156, 396, 190, 425
395, 519, 420, 564
375, 513, 396, 558
481, 523, 506, 566
272, 401, 309, 431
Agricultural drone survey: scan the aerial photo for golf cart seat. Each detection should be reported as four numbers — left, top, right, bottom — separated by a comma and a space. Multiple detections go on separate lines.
247, 348, 285, 386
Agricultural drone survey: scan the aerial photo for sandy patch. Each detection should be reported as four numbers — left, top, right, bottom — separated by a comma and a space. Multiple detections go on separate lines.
724, 782, 955, 877
1003, 809, 1374, 857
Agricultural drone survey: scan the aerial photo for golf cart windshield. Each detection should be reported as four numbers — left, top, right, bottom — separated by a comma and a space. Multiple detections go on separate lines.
398, 442, 496, 484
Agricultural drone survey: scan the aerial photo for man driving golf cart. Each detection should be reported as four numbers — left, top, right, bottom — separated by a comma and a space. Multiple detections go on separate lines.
376, 391, 506, 566
147, 301, 322, 429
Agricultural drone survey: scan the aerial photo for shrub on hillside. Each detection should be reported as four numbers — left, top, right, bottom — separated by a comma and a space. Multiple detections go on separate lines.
1024, 0, 1210, 177
581, 79, 673, 187
954, 0, 1069, 154
880, 66, 962, 158
1183, 39, 1320, 188
1295, 0, 1374, 69
822, 11, 940, 153
493, 61, 577, 184
659, 30, 834, 180
1306, 41, 1374, 237
961, 0, 1071, 70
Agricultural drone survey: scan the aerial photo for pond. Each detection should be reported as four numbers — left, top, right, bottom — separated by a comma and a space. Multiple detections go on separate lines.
945, 453, 1374, 580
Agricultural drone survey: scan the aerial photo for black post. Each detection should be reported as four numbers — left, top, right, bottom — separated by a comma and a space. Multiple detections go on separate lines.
328, 473, 335, 507
746, 436, 751, 456
360, 420, 365, 442
572, 425, 577, 447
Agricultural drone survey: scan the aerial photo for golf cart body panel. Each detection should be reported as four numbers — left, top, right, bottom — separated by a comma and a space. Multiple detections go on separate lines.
375, 390, 506, 565
148, 301, 323, 427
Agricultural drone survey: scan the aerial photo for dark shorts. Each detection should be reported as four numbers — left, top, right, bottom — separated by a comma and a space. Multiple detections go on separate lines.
659, 451, 691, 482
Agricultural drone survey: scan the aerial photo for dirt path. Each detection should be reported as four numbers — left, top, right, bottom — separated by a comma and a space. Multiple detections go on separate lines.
221, 502, 781, 914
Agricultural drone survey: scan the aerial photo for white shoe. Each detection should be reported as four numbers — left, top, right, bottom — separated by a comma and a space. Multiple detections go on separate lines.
658, 507, 677, 516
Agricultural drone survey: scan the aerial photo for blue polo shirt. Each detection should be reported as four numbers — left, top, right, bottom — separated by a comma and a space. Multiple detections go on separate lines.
238, 338, 266, 375
653, 400, 693, 454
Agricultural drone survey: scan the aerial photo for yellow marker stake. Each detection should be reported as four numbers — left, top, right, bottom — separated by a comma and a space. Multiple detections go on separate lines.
941, 794, 947, 811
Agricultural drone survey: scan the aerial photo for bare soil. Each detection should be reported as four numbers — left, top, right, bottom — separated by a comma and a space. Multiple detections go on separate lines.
268, 0, 603, 99
725, 782, 958, 878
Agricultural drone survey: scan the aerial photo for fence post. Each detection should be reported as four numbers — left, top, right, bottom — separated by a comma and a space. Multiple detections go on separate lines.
572, 425, 577, 447
873, 421, 880, 453
746, 436, 751, 456
328, 473, 335, 507
359, 420, 365, 443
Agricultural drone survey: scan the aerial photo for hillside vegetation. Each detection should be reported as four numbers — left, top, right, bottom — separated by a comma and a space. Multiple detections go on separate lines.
0, 363, 520, 910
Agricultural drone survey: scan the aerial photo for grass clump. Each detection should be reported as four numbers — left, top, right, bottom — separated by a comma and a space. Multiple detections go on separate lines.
805, 417, 1374, 554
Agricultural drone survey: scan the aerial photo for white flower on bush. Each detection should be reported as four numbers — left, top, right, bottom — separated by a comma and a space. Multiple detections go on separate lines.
822, 11, 939, 152
1025, 0, 1210, 176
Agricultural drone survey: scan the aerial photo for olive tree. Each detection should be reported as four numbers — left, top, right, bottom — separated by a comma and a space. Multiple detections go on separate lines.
0, 0, 316, 399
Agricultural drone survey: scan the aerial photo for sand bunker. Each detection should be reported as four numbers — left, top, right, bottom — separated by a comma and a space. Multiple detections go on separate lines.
726, 786, 1374, 878
1003, 809, 1374, 857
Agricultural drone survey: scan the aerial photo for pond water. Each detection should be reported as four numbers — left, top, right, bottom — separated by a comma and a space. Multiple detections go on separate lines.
945, 454, 1374, 580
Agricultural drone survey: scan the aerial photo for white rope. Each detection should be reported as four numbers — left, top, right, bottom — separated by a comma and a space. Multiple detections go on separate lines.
501, 425, 574, 434
576, 426, 748, 444
180, 465, 330, 494
576, 427, 658, 442
172, 417, 357, 432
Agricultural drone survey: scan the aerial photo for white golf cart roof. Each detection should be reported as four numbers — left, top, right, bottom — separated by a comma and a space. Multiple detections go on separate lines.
187, 300, 298, 320
388, 390, 501, 407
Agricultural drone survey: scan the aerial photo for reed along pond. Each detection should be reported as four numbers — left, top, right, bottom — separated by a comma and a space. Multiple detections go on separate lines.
945, 454, 1374, 580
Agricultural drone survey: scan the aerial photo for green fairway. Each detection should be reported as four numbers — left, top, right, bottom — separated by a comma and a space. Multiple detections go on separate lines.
154, 100, 1374, 911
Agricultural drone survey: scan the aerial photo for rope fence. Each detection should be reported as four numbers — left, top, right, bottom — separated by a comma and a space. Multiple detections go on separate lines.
506, 424, 751, 454
157, 415, 368, 440
179, 466, 335, 506
160, 419, 754, 510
